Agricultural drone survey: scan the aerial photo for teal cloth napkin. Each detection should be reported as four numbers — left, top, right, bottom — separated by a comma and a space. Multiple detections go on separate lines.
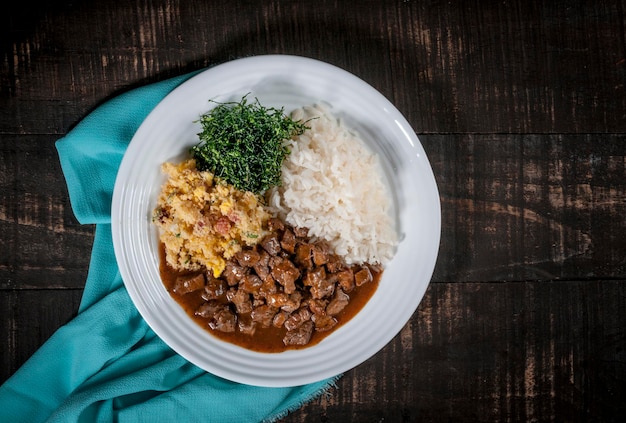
0, 72, 338, 422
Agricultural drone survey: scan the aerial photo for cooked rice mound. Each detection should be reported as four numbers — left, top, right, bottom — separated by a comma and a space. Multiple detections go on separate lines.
153, 159, 270, 277
266, 105, 398, 265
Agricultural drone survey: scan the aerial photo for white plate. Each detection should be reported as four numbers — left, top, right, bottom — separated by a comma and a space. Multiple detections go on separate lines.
111, 55, 440, 387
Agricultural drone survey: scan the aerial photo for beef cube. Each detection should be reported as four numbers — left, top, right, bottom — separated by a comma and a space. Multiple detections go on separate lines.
272, 310, 290, 328
280, 228, 297, 254
258, 276, 278, 297
209, 307, 237, 333
303, 266, 325, 287
270, 258, 300, 294
294, 243, 314, 269
201, 277, 227, 301
265, 292, 290, 309
172, 273, 205, 295
311, 242, 330, 266
194, 300, 222, 319
336, 268, 355, 293
260, 234, 282, 256
304, 267, 335, 299
266, 291, 302, 313
284, 307, 312, 331
306, 298, 328, 316
252, 250, 271, 281
283, 321, 314, 346
250, 305, 277, 328
239, 273, 263, 294
282, 292, 303, 313
326, 288, 350, 316
238, 316, 257, 335
325, 254, 346, 273
223, 262, 247, 286
235, 249, 260, 267
312, 313, 337, 332
354, 266, 373, 286
226, 289, 252, 314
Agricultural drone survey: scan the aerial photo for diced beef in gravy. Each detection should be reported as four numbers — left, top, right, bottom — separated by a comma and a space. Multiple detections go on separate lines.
209, 307, 237, 332
172, 273, 205, 295
326, 288, 350, 316
251, 305, 277, 328
178, 220, 379, 346
354, 266, 373, 286
283, 320, 314, 346
202, 276, 227, 301
260, 233, 281, 256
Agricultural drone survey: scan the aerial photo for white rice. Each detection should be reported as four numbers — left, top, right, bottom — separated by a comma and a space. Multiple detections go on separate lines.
266, 104, 398, 265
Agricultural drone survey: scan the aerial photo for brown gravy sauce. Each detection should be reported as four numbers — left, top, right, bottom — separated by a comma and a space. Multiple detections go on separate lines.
159, 244, 380, 352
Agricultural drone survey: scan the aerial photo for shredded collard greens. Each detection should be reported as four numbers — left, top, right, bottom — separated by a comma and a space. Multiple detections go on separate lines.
191, 95, 307, 195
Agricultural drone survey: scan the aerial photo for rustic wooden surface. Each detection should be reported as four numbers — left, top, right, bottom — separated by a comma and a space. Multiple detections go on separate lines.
2, 0, 625, 421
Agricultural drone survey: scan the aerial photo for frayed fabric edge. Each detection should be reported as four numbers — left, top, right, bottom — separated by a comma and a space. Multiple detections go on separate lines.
262, 374, 343, 423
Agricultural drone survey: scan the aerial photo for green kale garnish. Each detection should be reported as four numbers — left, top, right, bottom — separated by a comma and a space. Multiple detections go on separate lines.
190, 95, 307, 195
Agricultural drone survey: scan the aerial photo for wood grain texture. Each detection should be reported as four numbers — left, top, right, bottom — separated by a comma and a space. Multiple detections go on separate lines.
279, 281, 626, 422
1, 0, 625, 421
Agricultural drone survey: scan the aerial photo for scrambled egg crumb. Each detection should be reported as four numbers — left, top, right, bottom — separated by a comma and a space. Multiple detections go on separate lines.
152, 159, 271, 277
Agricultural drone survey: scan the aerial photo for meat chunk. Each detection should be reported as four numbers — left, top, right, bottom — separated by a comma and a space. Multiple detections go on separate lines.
336, 268, 355, 293
252, 250, 271, 281
172, 273, 205, 295
304, 267, 335, 299
194, 300, 222, 319
260, 233, 281, 256
266, 291, 302, 313
201, 276, 227, 301
325, 254, 346, 273
223, 262, 247, 286
311, 242, 330, 266
250, 305, 277, 328
209, 307, 237, 332
282, 292, 303, 313
239, 274, 263, 294
237, 316, 256, 335
272, 310, 290, 328
258, 275, 278, 297
283, 321, 314, 346
226, 289, 252, 314
234, 249, 260, 267
306, 298, 328, 316
270, 258, 300, 294
284, 307, 312, 331
280, 228, 297, 254
354, 266, 373, 286
326, 288, 350, 316
294, 243, 314, 269
312, 313, 337, 332
265, 292, 290, 309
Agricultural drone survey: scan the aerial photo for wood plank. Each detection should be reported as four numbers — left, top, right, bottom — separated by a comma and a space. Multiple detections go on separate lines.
278, 280, 626, 422
1, 0, 625, 136
423, 133, 626, 282
0, 135, 94, 289
0, 289, 83, 383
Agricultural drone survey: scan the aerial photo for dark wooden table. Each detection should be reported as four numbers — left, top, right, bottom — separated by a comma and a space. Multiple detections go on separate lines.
2, 1, 625, 421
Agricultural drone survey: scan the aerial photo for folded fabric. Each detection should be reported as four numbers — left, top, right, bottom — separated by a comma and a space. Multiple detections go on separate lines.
0, 71, 339, 422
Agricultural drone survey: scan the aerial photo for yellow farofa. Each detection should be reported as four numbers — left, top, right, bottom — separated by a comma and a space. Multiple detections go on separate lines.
152, 159, 271, 277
